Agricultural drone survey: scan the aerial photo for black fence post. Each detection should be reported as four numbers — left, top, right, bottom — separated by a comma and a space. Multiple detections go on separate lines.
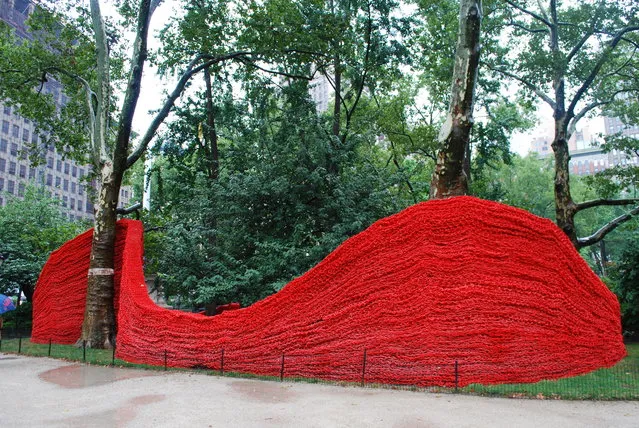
454, 360, 459, 392
361, 349, 367, 387
280, 353, 285, 381
82, 340, 86, 362
164, 349, 168, 371
112, 344, 116, 366
48, 339, 52, 357
220, 349, 225, 375
18, 335, 22, 354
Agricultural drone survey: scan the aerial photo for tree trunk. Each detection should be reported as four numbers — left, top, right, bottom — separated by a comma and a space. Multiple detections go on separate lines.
552, 118, 578, 246
429, 0, 481, 199
203, 67, 218, 248
327, 54, 342, 175
203, 67, 219, 181
22, 283, 34, 303
80, 167, 121, 348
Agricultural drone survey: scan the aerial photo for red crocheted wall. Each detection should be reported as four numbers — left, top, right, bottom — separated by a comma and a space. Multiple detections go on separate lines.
31, 225, 127, 344
32, 197, 626, 386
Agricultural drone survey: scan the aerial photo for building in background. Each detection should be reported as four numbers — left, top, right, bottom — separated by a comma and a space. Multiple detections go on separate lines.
0, 0, 132, 219
310, 74, 331, 114
528, 115, 639, 177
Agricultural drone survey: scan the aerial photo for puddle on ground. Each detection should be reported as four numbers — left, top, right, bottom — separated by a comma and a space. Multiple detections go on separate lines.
38, 364, 158, 389
57, 394, 165, 428
229, 380, 297, 403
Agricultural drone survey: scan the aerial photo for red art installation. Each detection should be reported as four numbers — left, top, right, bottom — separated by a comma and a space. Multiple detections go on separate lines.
32, 197, 626, 386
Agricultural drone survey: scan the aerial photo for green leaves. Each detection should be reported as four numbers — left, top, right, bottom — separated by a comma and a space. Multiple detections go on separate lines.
0, 186, 86, 300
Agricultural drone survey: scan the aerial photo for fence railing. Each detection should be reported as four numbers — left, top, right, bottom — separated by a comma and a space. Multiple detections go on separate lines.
1, 331, 637, 400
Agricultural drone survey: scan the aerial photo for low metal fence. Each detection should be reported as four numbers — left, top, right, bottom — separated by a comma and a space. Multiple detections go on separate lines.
1, 331, 637, 400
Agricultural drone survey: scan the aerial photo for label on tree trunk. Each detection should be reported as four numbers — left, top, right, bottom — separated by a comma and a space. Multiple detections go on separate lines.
88, 268, 115, 276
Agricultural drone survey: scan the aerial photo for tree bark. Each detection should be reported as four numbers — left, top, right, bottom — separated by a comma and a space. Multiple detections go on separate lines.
80, 0, 153, 348
551, 117, 578, 246
429, 0, 481, 199
203, 67, 218, 248
81, 168, 120, 348
203, 67, 219, 181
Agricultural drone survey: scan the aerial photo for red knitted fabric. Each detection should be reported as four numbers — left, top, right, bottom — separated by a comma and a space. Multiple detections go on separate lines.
32, 197, 626, 386
31, 225, 126, 344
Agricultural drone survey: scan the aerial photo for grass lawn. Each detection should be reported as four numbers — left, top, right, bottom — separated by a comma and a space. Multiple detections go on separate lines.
458, 343, 639, 400
1, 338, 637, 400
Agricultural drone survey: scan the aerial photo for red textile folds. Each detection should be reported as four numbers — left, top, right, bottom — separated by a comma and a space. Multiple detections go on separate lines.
31, 225, 126, 344
32, 197, 626, 386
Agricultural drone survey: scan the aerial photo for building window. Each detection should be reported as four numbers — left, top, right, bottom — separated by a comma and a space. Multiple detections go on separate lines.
12, 124, 19, 138
71, 182, 76, 193
10, 143, 17, 156
7, 180, 15, 194
19, 164, 26, 178
70, 198, 75, 209
28, 168, 35, 179
64, 162, 70, 174
55, 176, 61, 187
0, 178, 3, 190
46, 174, 52, 186
62, 196, 68, 207
3, 106, 10, 115
32, 133, 38, 144
2, 121, 8, 134
63, 179, 68, 191
18, 183, 25, 197
72, 165, 77, 177
47, 157, 53, 168
22, 129, 29, 142
0, 139, 7, 152
78, 185, 84, 195
86, 200, 93, 213
0, 158, 5, 172
79, 168, 84, 178
9, 161, 16, 175
56, 159, 62, 172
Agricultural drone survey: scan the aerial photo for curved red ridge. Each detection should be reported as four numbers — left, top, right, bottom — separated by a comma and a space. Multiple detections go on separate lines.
32, 196, 626, 386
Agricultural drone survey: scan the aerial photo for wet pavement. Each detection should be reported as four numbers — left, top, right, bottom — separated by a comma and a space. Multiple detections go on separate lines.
1, 353, 638, 427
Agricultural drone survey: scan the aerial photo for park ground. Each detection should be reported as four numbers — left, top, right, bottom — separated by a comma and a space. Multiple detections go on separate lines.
1, 354, 638, 427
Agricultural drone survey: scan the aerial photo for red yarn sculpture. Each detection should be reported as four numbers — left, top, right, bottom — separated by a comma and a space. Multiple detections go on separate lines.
32, 197, 626, 386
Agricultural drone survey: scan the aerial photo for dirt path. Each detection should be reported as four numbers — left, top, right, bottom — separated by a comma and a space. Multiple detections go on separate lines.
1, 354, 637, 427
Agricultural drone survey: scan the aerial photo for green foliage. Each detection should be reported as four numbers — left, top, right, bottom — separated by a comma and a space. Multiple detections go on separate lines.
585, 133, 639, 198
472, 154, 555, 218
146, 76, 416, 308
608, 232, 639, 333
0, 185, 86, 301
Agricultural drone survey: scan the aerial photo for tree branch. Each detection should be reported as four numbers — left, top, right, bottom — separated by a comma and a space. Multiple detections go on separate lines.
89, 0, 110, 163
566, 31, 593, 64
575, 198, 639, 212
116, 202, 142, 215
505, 20, 547, 34
505, 0, 551, 28
577, 205, 639, 248
126, 52, 253, 168
47, 67, 99, 166
238, 58, 314, 80
569, 87, 639, 134
567, 25, 639, 118
484, 63, 556, 109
